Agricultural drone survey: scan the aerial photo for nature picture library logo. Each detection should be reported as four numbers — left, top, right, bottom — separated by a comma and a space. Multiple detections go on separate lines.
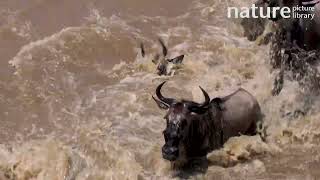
228, 3, 317, 20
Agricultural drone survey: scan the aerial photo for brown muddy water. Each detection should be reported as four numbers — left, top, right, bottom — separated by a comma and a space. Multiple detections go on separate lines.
0, 0, 320, 179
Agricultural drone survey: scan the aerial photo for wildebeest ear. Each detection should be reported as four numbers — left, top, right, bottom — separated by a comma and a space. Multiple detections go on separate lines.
168, 55, 184, 64
152, 53, 160, 64
152, 96, 169, 109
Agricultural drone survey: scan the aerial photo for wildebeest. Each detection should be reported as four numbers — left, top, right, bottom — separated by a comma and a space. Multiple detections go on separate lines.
140, 39, 184, 76
267, 0, 320, 51
267, 0, 320, 95
241, 0, 320, 50
240, 0, 320, 95
152, 82, 263, 165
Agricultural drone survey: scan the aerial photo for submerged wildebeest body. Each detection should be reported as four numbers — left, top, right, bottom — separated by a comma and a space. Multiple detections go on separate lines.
140, 39, 184, 76
153, 82, 262, 164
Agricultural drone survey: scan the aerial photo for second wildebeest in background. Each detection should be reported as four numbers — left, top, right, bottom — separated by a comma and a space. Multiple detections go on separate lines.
140, 39, 184, 76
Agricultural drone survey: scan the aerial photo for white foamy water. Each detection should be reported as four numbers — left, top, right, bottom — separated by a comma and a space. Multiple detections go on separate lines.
1, 0, 320, 179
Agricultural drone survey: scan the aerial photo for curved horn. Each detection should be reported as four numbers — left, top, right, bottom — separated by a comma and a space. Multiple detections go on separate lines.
152, 95, 169, 109
199, 86, 210, 107
188, 86, 210, 114
158, 38, 168, 57
156, 81, 174, 106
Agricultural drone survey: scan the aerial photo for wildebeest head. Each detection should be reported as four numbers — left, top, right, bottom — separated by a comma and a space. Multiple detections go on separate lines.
140, 39, 184, 76
152, 81, 210, 161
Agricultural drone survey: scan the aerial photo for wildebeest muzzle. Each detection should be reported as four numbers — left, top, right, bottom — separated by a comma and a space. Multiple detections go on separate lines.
162, 127, 180, 161
162, 144, 179, 161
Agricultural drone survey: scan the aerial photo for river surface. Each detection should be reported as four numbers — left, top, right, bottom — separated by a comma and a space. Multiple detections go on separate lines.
0, 0, 320, 179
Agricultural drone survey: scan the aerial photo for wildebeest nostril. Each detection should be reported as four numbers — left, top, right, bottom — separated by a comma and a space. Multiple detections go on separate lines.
162, 146, 169, 154
162, 145, 178, 154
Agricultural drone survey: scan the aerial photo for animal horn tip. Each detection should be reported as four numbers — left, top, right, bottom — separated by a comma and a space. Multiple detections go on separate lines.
151, 95, 157, 100
159, 81, 167, 87
199, 86, 205, 91
198, 86, 210, 106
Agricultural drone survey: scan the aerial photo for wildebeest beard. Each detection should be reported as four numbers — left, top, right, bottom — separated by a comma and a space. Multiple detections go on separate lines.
153, 81, 224, 162
180, 105, 223, 159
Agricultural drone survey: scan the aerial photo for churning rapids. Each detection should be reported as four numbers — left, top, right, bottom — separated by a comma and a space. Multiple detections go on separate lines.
1, 0, 320, 179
